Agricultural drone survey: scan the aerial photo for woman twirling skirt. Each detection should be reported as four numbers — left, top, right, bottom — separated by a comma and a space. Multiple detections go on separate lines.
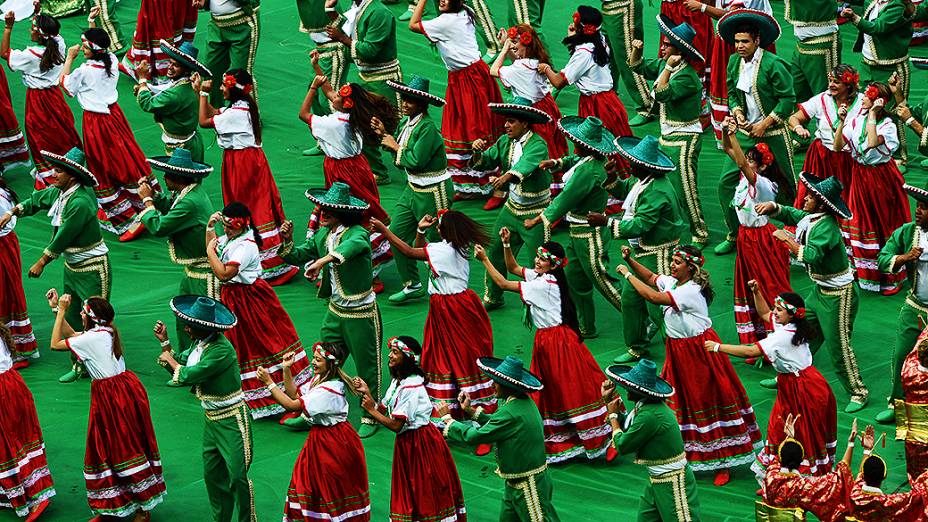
24, 87, 81, 189
391, 422, 466, 521
734, 224, 791, 343
0, 232, 37, 360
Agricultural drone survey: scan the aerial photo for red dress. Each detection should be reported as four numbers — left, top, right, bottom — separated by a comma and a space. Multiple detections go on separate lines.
763, 461, 853, 522
0, 65, 28, 168
122, 0, 197, 80
0, 192, 36, 360
899, 344, 928, 479
850, 472, 928, 521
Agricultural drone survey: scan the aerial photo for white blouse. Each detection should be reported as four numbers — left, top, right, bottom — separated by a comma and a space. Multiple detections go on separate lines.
561, 42, 613, 96
425, 241, 470, 295
381, 375, 432, 433
520, 269, 561, 329
656, 275, 712, 339
213, 101, 259, 149
420, 11, 481, 71
798, 92, 864, 149
300, 378, 349, 426
757, 313, 813, 375
66, 326, 126, 379
309, 112, 363, 159
499, 58, 550, 103
0, 188, 16, 237
8, 37, 67, 89
840, 110, 898, 166
218, 233, 262, 284
62, 57, 118, 113
0, 337, 11, 373
733, 173, 777, 228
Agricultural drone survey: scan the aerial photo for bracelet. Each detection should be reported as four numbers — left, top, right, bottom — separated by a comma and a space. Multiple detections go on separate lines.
50, 306, 58, 314
138, 78, 147, 85
863, 449, 872, 456
847, 442, 855, 448
907, 117, 916, 126
440, 413, 453, 423
199, 91, 209, 97
793, 124, 802, 133
266, 382, 278, 392
623, 271, 632, 280
416, 228, 426, 235
159, 339, 171, 348
142, 197, 153, 204
607, 412, 619, 421
700, 3, 707, 12
502, 243, 511, 249
712, 342, 721, 353
86, 17, 95, 24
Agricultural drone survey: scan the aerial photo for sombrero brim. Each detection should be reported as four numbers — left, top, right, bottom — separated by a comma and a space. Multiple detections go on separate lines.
614, 137, 676, 173
147, 156, 213, 179
159, 39, 211, 78
41, 150, 98, 187
304, 188, 370, 211
912, 57, 928, 71
717, 9, 781, 48
605, 364, 675, 398
386, 80, 445, 107
799, 172, 852, 220
170, 295, 237, 331
657, 15, 705, 63
476, 357, 543, 392
489, 102, 551, 124
904, 183, 928, 204
557, 116, 617, 156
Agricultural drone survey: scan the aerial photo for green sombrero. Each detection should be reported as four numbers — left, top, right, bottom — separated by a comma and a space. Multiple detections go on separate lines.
305, 182, 370, 212
557, 116, 617, 156
912, 56, 928, 71
489, 96, 551, 124
386, 75, 445, 107
476, 355, 543, 393
904, 181, 928, 204
159, 40, 211, 78
615, 135, 676, 173
42, 147, 98, 187
171, 295, 237, 331
717, 8, 781, 48
147, 148, 212, 180
606, 359, 674, 399
800, 172, 852, 220
656, 15, 704, 63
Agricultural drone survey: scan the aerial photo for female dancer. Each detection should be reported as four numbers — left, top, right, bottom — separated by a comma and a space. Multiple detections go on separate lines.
0, 323, 53, 521
476, 233, 611, 463
371, 211, 496, 456
257, 343, 371, 522
834, 81, 910, 295
196, 69, 298, 285
720, 116, 791, 344
48, 293, 165, 520
410, 0, 504, 202
61, 28, 152, 241
2, 11, 80, 190
619, 245, 761, 486
0, 179, 36, 366
121, 0, 197, 81
709, 286, 838, 478
206, 202, 311, 419
355, 336, 466, 521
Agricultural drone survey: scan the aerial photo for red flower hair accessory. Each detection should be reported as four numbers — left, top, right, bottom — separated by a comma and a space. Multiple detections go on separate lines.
222, 73, 253, 95
221, 215, 251, 229
864, 84, 887, 102
508, 26, 519, 39
519, 31, 533, 45
338, 84, 354, 109
755, 143, 774, 166
839, 70, 859, 85
573, 11, 580, 24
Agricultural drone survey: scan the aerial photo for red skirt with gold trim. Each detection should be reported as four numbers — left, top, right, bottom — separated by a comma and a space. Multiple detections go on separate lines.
24, 87, 80, 189
733, 224, 792, 343
390, 424, 466, 521
0, 232, 36, 359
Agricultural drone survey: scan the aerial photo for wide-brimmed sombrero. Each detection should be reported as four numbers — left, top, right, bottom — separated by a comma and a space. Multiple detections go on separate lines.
657, 15, 704, 63
606, 359, 675, 399
489, 96, 551, 124
477, 355, 543, 393
42, 148, 98, 187
147, 148, 212, 180
305, 182, 370, 212
159, 39, 211, 78
800, 172, 852, 220
615, 135, 676, 173
904, 181, 928, 204
718, 9, 781, 48
171, 295, 237, 332
386, 75, 445, 107
557, 116, 617, 156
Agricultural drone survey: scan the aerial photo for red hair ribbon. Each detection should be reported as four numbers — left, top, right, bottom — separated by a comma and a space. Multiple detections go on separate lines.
222, 215, 250, 229
755, 143, 774, 166
223, 74, 253, 95
339, 84, 354, 109
572, 11, 580, 24
519, 31, 533, 45
508, 26, 519, 39
840, 70, 859, 85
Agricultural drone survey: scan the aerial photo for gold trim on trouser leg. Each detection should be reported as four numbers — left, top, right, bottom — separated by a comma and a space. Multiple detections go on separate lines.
797, 32, 840, 74
66, 255, 111, 299
411, 180, 451, 211
652, 469, 693, 522
620, 0, 652, 109
329, 301, 383, 405
896, 61, 911, 163
512, 0, 528, 24
471, 0, 500, 53
656, 246, 673, 275
825, 284, 868, 402
510, 474, 545, 522
243, 10, 260, 102
94, 0, 122, 51
660, 134, 707, 243
572, 226, 623, 311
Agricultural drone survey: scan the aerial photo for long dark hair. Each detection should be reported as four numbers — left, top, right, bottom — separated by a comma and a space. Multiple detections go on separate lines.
677, 245, 714, 305
562, 6, 609, 68
746, 143, 793, 202
222, 201, 264, 248
34, 15, 63, 72
0, 177, 18, 204
389, 336, 427, 381
436, 210, 490, 258
343, 83, 398, 145
83, 28, 113, 77
85, 296, 123, 359
225, 69, 262, 145
535, 242, 581, 337
778, 292, 814, 347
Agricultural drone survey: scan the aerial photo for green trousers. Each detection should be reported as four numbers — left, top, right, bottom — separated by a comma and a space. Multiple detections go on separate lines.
805, 282, 869, 404
484, 202, 548, 305
719, 128, 796, 241
469, 0, 501, 54
63, 255, 112, 327
638, 467, 701, 522
507, 0, 545, 45
358, 74, 401, 183
601, 0, 651, 115
660, 134, 706, 245
891, 297, 928, 402
623, 246, 672, 357
91, 0, 125, 52
564, 224, 623, 337
205, 10, 261, 107
790, 32, 841, 105
390, 179, 452, 288
203, 403, 255, 522
320, 301, 383, 414
166, 131, 205, 164
310, 42, 350, 117
500, 471, 560, 522
176, 270, 221, 351
861, 60, 910, 162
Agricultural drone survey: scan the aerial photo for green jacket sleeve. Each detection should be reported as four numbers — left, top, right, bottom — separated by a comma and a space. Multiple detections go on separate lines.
877, 223, 911, 274
45, 203, 90, 258
543, 163, 596, 223
630, 57, 662, 81
137, 87, 182, 116
353, 10, 394, 62
472, 136, 505, 172
445, 410, 514, 444
653, 67, 701, 104
397, 121, 444, 171
509, 137, 548, 181
766, 58, 796, 123
856, 2, 908, 35
726, 56, 742, 112
613, 414, 659, 456
557, 154, 579, 171
138, 201, 197, 238
331, 228, 370, 264
172, 343, 237, 385
278, 237, 321, 266
615, 190, 664, 239
17, 188, 58, 216
774, 205, 807, 227
796, 224, 834, 265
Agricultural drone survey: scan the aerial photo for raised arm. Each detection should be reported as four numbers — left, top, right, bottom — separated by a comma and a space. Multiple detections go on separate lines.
616, 264, 673, 306
196, 78, 219, 127
749, 279, 772, 318
370, 218, 427, 260
474, 245, 520, 293
721, 116, 756, 185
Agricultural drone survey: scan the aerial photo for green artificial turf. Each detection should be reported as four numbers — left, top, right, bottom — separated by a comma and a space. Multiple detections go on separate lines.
2, 0, 927, 520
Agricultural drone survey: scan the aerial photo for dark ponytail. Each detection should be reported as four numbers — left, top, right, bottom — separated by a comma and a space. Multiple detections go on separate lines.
436, 210, 490, 258
225, 69, 261, 145
222, 201, 264, 248
562, 5, 609, 68
539, 242, 581, 337
779, 292, 814, 347
34, 15, 63, 72
85, 296, 122, 359
0, 177, 18, 204
83, 28, 113, 77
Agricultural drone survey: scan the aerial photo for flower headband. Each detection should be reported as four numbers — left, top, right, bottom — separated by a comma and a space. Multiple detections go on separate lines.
754, 143, 774, 166
81, 34, 103, 52
339, 84, 354, 109
673, 248, 704, 267
389, 337, 419, 363
221, 215, 251, 229
222, 74, 253, 95
836, 70, 859, 86
775, 296, 805, 319
536, 246, 567, 268
508, 26, 519, 39
572, 12, 599, 35
313, 342, 338, 362
437, 208, 449, 224
864, 84, 888, 103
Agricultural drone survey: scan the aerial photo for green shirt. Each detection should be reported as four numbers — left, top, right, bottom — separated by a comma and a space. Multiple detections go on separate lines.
785, 0, 838, 26
776, 206, 853, 286
296, 0, 341, 33
613, 402, 687, 468
136, 79, 199, 140
878, 222, 927, 304
852, 0, 912, 64
17, 185, 105, 262
541, 155, 608, 232
474, 131, 551, 209
169, 334, 245, 411
607, 175, 685, 250
350, 0, 398, 69
394, 113, 447, 178
726, 49, 795, 126
279, 225, 374, 302
138, 183, 214, 274
631, 58, 701, 130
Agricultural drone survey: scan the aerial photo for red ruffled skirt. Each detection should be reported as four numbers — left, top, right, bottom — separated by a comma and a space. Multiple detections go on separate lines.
846, 160, 910, 294
122, 0, 197, 80
24, 87, 80, 189
83, 104, 153, 235
754, 367, 837, 476
0, 233, 36, 359
284, 422, 370, 521
443, 60, 504, 195
530, 325, 610, 463
390, 424, 466, 521
0, 66, 28, 168
221, 281, 311, 419
534, 93, 568, 198
422, 291, 496, 416
663, 329, 762, 471
798, 140, 853, 200
0, 369, 54, 517
221, 147, 298, 284
733, 224, 792, 343
85, 371, 165, 517
578, 91, 632, 140
906, 440, 928, 481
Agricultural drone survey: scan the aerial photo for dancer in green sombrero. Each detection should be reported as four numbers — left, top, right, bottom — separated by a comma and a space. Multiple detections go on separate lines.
439, 355, 560, 521
138, 148, 216, 351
